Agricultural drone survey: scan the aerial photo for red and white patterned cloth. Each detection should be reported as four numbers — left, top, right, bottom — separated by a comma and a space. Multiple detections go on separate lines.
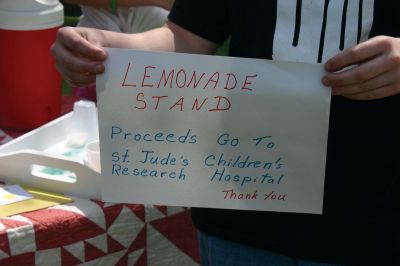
0, 200, 200, 265
0, 126, 200, 265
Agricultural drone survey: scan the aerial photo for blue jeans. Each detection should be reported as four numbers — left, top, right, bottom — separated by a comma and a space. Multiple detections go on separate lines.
198, 231, 343, 266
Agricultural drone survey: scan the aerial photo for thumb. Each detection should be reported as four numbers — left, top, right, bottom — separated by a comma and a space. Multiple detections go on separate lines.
68, 27, 107, 61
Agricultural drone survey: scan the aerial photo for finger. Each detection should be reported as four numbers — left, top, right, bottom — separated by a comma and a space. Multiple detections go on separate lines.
343, 83, 400, 100
325, 36, 388, 72
323, 53, 391, 87
57, 27, 107, 61
52, 42, 104, 75
54, 55, 99, 87
331, 69, 396, 96
62, 70, 97, 87
63, 54, 104, 75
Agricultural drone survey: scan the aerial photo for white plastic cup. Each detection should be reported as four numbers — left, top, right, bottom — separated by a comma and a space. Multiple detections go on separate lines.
67, 100, 99, 148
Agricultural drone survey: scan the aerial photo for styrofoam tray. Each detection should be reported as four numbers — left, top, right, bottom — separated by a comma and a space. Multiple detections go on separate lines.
0, 112, 101, 200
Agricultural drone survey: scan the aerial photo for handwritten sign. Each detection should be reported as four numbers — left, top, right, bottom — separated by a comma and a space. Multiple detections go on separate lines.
97, 48, 330, 214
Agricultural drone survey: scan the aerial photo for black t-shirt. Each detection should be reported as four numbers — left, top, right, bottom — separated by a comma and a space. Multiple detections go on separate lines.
169, 1, 400, 264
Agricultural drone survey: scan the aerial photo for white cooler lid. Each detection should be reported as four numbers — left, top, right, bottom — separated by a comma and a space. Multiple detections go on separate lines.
0, 0, 64, 30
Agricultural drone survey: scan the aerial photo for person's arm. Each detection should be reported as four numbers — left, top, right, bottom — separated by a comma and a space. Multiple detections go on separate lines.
323, 36, 400, 100
50, 21, 218, 86
64, 0, 174, 10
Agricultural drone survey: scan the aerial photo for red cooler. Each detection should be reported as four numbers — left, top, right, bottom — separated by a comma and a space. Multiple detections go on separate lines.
0, 0, 64, 130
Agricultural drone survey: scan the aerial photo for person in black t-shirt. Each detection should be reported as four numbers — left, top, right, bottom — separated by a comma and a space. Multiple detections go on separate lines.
51, 1, 400, 265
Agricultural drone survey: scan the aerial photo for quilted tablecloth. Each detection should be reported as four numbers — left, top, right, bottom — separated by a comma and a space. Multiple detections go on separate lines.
0, 118, 200, 265
0, 200, 199, 265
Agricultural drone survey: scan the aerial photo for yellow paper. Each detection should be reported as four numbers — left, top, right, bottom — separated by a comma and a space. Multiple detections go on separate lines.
0, 185, 73, 217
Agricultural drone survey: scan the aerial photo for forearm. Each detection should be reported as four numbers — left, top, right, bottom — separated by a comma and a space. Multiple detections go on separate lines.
101, 21, 218, 54
64, 0, 173, 10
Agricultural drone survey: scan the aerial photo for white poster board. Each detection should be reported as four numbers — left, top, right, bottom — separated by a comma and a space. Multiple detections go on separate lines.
97, 48, 330, 214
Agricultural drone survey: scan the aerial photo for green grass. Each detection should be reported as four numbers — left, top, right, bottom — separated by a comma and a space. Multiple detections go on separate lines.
62, 80, 72, 95
64, 16, 79, 27
215, 38, 230, 56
